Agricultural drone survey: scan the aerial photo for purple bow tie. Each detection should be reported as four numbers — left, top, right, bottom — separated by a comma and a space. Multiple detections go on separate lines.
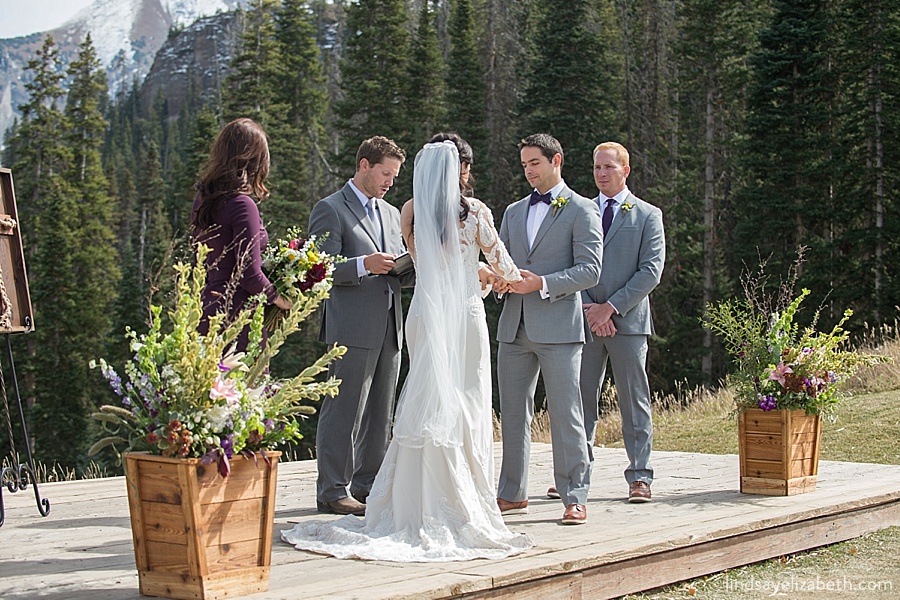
530, 190, 552, 206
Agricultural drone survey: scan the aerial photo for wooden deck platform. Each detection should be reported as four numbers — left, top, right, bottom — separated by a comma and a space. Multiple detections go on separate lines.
2, 444, 899, 599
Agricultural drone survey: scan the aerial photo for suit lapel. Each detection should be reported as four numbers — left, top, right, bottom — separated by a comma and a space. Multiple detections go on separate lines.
342, 185, 381, 250
509, 200, 530, 258
528, 189, 567, 256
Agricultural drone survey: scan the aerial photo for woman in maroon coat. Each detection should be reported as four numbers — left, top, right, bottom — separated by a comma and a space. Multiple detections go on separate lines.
190, 118, 291, 350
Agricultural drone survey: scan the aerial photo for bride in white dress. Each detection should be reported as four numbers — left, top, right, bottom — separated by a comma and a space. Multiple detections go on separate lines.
281, 140, 532, 561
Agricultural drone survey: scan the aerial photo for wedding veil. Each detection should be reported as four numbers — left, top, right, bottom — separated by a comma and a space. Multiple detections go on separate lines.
391, 141, 468, 449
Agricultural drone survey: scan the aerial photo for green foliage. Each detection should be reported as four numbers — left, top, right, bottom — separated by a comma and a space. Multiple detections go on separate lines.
90, 245, 345, 475
334, 0, 411, 184
445, 0, 488, 189
407, 1, 446, 148
703, 284, 888, 418
519, 0, 623, 194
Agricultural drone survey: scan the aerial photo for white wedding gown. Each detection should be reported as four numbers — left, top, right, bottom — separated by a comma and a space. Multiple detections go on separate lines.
281, 198, 532, 561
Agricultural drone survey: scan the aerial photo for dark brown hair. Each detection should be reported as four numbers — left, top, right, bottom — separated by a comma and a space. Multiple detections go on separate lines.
355, 135, 406, 170
519, 133, 564, 167
428, 131, 475, 198
192, 118, 271, 231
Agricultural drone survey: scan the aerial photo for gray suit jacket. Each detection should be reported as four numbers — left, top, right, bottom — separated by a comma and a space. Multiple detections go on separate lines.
497, 186, 603, 344
309, 182, 414, 349
582, 191, 665, 337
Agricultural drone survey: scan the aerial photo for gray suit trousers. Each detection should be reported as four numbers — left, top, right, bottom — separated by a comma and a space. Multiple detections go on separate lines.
580, 333, 653, 485
498, 323, 591, 506
316, 309, 400, 502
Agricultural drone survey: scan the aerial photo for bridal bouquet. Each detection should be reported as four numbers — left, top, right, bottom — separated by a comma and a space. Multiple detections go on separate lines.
89, 244, 346, 476
261, 227, 340, 328
702, 287, 885, 418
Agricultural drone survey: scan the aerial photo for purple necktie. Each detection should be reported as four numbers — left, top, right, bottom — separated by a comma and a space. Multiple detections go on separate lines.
602, 198, 616, 236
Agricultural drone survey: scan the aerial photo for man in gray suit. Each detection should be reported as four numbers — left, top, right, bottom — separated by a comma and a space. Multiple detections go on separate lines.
580, 141, 665, 503
495, 133, 603, 525
309, 136, 414, 516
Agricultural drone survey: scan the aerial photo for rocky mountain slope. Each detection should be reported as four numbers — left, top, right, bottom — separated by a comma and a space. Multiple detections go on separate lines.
0, 0, 246, 136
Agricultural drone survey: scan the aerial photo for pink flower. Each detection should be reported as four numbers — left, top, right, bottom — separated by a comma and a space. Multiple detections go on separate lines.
768, 361, 793, 386
209, 375, 241, 407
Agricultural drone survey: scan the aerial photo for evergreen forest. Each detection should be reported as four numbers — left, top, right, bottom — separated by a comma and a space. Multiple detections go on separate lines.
2, 0, 899, 474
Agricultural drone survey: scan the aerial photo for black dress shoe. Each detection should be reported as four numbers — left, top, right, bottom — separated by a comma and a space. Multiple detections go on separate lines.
352, 490, 369, 504
316, 497, 366, 516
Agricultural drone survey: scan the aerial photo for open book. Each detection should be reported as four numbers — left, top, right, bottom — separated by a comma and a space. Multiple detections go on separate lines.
387, 251, 414, 276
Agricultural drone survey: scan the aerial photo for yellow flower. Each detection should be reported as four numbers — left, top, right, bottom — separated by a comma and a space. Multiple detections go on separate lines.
550, 195, 569, 215
621, 202, 635, 213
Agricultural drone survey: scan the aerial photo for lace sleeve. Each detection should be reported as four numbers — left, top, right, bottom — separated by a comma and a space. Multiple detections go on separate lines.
474, 200, 521, 282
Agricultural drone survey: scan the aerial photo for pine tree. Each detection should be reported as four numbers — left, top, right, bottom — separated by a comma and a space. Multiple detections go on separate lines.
445, 0, 488, 192
65, 33, 122, 425
223, 0, 283, 126
671, 0, 768, 382
735, 0, 837, 314
334, 0, 411, 182
134, 140, 173, 316
269, 0, 330, 234
407, 0, 446, 148
519, 0, 623, 195
10, 36, 83, 467
830, 0, 900, 324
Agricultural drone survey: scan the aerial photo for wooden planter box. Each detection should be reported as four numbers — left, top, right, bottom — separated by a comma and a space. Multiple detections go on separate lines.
124, 451, 280, 600
738, 408, 822, 496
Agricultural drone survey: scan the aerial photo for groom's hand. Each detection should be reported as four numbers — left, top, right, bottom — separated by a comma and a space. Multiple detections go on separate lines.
508, 270, 542, 294
364, 252, 396, 275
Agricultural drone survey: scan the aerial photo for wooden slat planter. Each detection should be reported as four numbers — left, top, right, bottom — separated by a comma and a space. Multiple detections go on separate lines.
738, 408, 821, 495
124, 451, 280, 600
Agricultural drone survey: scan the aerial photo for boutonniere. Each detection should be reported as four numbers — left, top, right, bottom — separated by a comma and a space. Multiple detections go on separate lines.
550, 196, 569, 215
621, 202, 635, 213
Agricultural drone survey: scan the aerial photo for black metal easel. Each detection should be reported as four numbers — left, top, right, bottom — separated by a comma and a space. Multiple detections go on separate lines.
0, 323, 50, 527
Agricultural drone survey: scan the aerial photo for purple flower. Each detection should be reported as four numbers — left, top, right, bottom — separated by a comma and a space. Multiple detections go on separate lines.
221, 435, 234, 458
263, 419, 275, 431
757, 394, 777, 411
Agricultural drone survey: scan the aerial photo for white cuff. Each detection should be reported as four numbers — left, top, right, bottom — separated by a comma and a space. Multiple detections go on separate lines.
539, 276, 550, 300
356, 256, 370, 277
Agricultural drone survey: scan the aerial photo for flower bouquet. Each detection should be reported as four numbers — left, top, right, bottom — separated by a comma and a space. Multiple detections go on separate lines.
261, 227, 340, 329
89, 243, 346, 477
702, 287, 885, 419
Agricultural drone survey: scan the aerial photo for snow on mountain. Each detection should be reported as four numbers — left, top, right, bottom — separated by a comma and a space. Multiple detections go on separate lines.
0, 0, 246, 139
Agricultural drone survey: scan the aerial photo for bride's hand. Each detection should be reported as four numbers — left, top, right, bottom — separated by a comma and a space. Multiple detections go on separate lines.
479, 265, 500, 291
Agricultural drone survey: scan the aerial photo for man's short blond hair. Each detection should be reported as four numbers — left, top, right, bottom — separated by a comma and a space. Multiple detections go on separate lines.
592, 141, 630, 167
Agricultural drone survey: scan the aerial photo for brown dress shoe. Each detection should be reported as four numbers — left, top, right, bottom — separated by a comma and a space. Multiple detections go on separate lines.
497, 497, 529, 515
316, 497, 366, 516
546, 486, 560, 499
561, 503, 586, 525
628, 481, 651, 503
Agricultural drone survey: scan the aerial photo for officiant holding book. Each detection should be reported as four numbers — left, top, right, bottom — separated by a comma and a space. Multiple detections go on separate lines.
309, 136, 415, 516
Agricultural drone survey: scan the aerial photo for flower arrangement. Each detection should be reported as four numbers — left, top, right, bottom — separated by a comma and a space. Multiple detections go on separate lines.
261, 227, 340, 329
703, 284, 885, 419
620, 201, 634, 213
89, 244, 346, 477
550, 195, 569, 215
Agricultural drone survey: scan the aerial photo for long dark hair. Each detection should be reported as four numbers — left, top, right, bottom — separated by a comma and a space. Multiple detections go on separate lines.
192, 118, 270, 231
428, 132, 472, 221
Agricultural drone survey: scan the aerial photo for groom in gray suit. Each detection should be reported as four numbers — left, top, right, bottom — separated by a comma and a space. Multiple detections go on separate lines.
495, 133, 603, 525
580, 141, 665, 503
309, 136, 414, 516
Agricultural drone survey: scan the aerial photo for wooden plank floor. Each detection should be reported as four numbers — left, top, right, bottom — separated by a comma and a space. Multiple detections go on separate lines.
2, 444, 899, 599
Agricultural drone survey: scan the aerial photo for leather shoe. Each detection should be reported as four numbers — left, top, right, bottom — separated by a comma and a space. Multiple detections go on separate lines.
352, 490, 369, 504
497, 497, 529, 515
546, 486, 560, 499
561, 503, 586, 525
317, 497, 366, 516
628, 481, 652, 503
